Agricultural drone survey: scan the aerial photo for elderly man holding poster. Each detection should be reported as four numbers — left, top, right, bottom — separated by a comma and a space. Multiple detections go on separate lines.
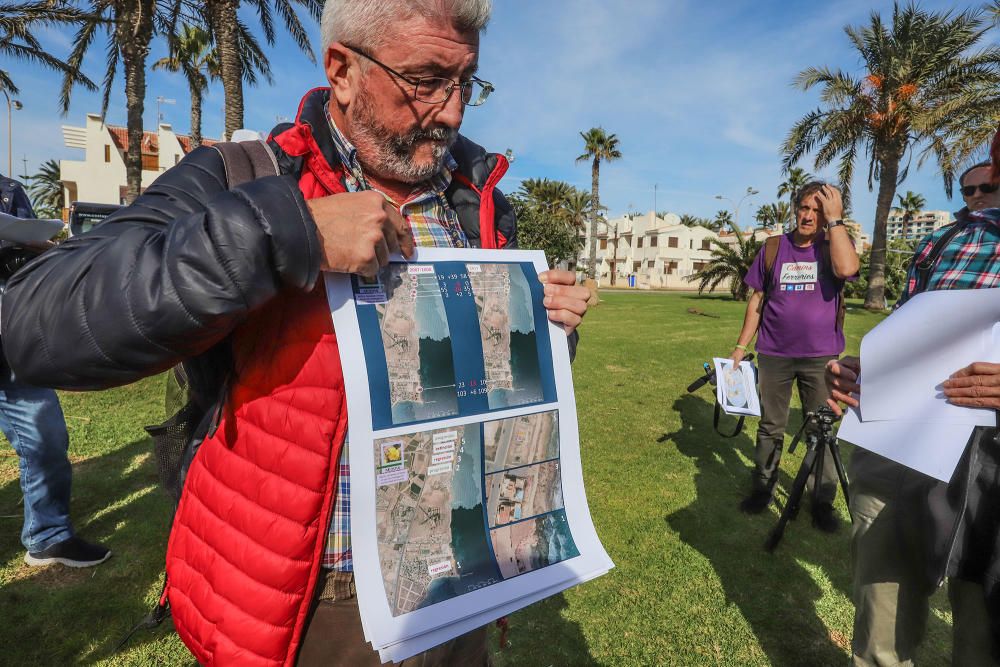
0, 1, 594, 664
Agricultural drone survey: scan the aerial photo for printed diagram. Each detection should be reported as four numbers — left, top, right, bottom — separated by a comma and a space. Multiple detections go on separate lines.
467, 264, 545, 409
722, 367, 747, 409
375, 425, 497, 616
490, 511, 579, 580
375, 266, 459, 425
485, 411, 559, 473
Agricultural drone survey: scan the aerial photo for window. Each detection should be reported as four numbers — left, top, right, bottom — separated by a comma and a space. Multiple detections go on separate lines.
104, 145, 111, 163
633, 261, 641, 272
668, 237, 679, 248
600, 239, 608, 250
693, 262, 707, 272
141, 153, 158, 171
647, 261, 654, 268
701, 239, 712, 250
650, 235, 658, 247
637, 237, 643, 248
663, 261, 678, 275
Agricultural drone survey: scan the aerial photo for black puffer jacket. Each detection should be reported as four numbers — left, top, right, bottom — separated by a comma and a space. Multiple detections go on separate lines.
0, 89, 523, 391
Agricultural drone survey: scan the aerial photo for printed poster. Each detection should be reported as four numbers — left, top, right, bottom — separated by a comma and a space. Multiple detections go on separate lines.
326, 248, 613, 662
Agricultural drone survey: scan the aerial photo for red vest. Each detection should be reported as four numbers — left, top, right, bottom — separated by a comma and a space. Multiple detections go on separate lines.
164, 98, 507, 665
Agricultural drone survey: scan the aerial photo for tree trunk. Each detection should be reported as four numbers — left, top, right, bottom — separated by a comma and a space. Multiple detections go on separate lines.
864, 155, 901, 310
119, 3, 153, 204
213, 0, 242, 141
587, 158, 600, 280
189, 82, 202, 148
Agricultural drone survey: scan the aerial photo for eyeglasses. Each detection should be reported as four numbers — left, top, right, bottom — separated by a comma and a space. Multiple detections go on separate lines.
344, 44, 494, 107
960, 182, 999, 197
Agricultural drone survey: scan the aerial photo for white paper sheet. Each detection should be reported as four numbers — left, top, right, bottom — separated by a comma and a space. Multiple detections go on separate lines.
0, 212, 63, 244
859, 288, 1000, 426
711, 358, 760, 416
837, 406, 980, 482
326, 248, 613, 662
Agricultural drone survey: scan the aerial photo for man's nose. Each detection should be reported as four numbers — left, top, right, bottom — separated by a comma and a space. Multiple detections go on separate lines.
433, 89, 465, 129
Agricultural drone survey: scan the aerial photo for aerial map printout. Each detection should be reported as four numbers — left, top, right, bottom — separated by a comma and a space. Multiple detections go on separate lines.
327, 248, 613, 663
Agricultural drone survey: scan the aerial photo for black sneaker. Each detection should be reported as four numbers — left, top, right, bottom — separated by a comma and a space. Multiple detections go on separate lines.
25, 536, 112, 568
739, 489, 772, 514
811, 502, 840, 533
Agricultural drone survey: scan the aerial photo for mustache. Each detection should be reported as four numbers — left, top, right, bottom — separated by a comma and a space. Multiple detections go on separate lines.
391, 126, 457, 150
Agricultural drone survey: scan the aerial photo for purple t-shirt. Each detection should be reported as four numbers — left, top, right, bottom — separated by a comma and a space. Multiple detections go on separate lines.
744, 232, 847, 358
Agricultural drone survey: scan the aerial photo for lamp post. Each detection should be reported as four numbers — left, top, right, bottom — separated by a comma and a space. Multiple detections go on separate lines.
714, 186, 758, 235
3, 90, 23, 177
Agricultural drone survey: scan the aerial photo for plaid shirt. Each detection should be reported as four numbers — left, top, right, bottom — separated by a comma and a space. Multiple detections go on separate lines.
896, 207, 1000, 308
323, 112, 468, 571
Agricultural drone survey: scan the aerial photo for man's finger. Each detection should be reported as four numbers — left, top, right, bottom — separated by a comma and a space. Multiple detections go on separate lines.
543, 295, 588, 317
546, 308, 582, 333
946, 396, 1000, 410
373, 237, 390, 268
948, 361, 1000, 379
544, 283, 590, 302
385, 206, 414, 258
826, 398, 844, 416
942, 384, 1000, 398
539, 269, 577, 286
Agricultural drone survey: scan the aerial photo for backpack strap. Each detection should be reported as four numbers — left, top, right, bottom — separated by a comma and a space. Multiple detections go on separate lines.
913, 218, 971, 295
757, 235, 782, 314
820, 238, 847, 331
212, 139, 281, 188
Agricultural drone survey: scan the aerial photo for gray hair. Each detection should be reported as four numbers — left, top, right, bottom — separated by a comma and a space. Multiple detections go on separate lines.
321, 0, 491, 55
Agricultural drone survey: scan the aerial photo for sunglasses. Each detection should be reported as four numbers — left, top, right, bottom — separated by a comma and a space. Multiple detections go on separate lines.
960, 182, 999, 197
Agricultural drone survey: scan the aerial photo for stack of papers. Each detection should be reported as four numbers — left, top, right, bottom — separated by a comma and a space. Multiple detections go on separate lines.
712, 358, 760, 417
837, 288, 1000, 481
327, 248, 614, 663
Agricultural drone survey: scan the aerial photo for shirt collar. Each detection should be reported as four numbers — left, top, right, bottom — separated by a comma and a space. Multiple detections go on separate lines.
324, 104, 457, 196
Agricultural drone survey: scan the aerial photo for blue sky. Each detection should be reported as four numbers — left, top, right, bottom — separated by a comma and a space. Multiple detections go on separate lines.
8, 0, 995, 232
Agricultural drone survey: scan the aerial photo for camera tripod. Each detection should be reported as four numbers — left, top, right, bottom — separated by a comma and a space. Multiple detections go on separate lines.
764, 406, 852, 552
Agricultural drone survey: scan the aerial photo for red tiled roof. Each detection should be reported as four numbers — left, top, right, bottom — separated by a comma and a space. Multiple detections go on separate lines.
107, 125, 218, 155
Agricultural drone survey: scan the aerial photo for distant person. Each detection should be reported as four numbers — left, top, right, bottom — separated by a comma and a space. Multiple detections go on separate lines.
0, 173, 110, 568
728, 182, 859, 530
828, 143, 1000, 665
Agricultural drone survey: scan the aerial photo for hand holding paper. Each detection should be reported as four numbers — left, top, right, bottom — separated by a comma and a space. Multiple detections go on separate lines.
941, 362, 1000, 410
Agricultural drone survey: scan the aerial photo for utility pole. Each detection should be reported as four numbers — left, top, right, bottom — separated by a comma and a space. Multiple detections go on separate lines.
20, 154, 29, 180
653, 183, 657, 217
156, 96, 176, 124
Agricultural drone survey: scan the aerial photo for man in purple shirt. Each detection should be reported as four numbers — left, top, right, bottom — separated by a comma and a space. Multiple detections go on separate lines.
729, 182, 859, 530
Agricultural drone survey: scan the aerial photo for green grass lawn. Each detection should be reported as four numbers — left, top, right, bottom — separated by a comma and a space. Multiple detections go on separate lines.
0, 292, 953, 665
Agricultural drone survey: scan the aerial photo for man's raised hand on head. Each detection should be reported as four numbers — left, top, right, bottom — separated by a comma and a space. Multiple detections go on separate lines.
308, 190, 415, 278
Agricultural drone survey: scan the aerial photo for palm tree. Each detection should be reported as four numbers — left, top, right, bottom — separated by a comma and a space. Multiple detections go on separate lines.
895, 190, 926, 223
755, 201, 793, 231
25, 159, 62, 218
60, 0, 159, 203
679, 213, 713, 229
193, 0, 320, 139
776, 167, 812, 202
562, 189, 593, 232
153, 24, 215, 148
714, 209, 735, 233
689, 235, 764, 301
577, 127, 622, 279
783, 3, 1000, 309
0, 2, 97, 96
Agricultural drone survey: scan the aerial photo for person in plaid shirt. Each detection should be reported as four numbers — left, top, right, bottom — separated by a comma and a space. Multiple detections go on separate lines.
827, 146, 1000, 666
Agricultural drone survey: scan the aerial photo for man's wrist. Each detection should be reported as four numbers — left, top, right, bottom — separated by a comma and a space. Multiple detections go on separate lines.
827, 219, 846, 229
734, 343, 750, 352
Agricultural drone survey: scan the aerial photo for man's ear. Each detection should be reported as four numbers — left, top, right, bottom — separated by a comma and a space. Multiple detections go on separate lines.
325, 43, 355, 107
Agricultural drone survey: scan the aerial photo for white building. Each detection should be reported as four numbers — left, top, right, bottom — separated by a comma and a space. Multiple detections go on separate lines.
885, 209, 951, 241
60, 113, 216, 213
579, 211, 728, 289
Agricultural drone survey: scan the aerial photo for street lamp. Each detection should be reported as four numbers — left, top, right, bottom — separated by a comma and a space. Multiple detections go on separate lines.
2, 90, 22, 177
714, 186, 758, 234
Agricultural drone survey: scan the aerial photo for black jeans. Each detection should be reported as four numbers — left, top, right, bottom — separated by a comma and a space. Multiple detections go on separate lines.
752, 353, 838, 504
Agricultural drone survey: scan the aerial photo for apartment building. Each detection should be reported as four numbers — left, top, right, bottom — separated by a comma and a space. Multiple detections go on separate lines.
885, 209, 951, 241
60, 113, 216, 213
579, 211, 726, 289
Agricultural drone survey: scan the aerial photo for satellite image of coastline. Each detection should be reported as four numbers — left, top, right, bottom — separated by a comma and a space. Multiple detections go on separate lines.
485, 460, 564, 528
467, 264, 545, 410
490, 510, 580, 580
374, 265, 459, 426
374, 425, 499, 617
484, 411, 559, 473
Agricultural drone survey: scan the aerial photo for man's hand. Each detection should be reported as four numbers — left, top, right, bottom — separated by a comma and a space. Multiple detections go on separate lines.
539, 269, 589, 335
729, 348, 746, 364
816, 184, 845, 225
942, 362, 1000, 410
825, 355, 861, 416
308, 191, 415, 277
